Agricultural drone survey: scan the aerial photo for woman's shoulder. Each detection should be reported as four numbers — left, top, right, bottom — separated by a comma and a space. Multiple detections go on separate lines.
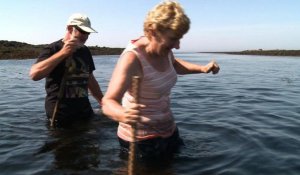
130, 36, 148, 49
122, 37, 147, 58
118, 48, 143, 77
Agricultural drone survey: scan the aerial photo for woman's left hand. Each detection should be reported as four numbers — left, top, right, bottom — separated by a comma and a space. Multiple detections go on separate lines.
206, 60, 220, 74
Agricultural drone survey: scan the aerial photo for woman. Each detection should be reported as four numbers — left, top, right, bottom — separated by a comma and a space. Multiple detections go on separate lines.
102, 1, 220, 159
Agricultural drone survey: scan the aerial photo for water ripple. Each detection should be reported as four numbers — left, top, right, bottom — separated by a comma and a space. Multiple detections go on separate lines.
1, 55, 300, 174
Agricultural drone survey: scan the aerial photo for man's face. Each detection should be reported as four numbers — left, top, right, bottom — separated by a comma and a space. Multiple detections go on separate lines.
72, 26, 90, 44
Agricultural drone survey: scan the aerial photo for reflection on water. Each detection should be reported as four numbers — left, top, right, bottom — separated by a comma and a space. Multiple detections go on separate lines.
36, 121, 101, 171
0, 54, 300, 175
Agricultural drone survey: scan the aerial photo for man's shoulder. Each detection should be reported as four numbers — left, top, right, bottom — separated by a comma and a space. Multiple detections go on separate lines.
37, 39, 63, 60
80, 45, 90, 51
47, 39, 63, 49
77, 45, 92, 56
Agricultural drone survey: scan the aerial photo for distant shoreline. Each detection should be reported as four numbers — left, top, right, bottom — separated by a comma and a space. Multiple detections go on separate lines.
1, 40, 300, 60
200, 49, 300, 57
0, 40, 124, 60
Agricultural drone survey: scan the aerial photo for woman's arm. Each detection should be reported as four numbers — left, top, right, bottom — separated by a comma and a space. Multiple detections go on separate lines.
173, 57, 220, 75
102, 52, 144, 125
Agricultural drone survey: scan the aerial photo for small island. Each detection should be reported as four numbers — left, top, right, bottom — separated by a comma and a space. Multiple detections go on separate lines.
200, 49, 300, 56
0, 40, 124, 60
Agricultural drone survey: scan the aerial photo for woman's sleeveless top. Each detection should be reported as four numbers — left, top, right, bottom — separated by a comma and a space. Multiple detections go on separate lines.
118, 41, 178, 142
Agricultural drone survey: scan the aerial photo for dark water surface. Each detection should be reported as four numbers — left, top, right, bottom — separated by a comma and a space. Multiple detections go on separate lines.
0, 53, 299, 175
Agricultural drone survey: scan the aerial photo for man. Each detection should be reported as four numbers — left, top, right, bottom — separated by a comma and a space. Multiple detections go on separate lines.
30, 13, 103, 127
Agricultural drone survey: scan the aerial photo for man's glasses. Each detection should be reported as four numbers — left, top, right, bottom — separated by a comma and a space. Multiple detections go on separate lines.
74, 26, 90, 35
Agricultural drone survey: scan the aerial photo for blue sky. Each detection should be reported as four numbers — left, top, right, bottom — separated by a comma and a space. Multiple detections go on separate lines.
1, 0, 299, 52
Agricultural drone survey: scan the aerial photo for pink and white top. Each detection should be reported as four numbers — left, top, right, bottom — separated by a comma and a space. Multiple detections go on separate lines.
117, 39, 178, 142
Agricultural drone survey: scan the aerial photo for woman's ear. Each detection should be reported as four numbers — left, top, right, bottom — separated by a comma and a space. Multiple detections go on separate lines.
147, 29, 159, 41
149, 29, 157, 37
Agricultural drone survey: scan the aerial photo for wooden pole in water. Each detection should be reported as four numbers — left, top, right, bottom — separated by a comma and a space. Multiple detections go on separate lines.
50, 27, 76, 127
128, 76, 141, 175
50, 68, 69, 127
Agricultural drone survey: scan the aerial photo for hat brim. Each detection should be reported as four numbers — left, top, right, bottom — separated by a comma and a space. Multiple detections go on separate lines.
77, 25, 97, 33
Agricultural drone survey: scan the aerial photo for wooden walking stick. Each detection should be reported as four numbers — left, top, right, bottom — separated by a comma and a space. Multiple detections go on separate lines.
50, 27, 77, 127
49, 63, 69, 127
128, 76, 141, 175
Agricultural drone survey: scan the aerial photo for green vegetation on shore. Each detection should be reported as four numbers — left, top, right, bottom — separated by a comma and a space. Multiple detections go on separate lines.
201, 49, 300, 56
2, 40, 299, 59
0, 40, 124, 60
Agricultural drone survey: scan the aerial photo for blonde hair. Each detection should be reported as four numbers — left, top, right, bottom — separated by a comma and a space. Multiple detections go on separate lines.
144, 0, 190, 38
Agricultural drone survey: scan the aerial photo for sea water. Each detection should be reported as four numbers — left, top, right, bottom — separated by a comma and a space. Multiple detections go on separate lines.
0, 53, 299, 175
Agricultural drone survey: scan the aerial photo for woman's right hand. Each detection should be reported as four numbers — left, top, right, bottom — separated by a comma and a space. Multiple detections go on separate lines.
122, 102, 145, 125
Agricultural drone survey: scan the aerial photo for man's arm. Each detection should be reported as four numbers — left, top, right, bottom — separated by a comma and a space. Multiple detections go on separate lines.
88, 73, 104, 106
29, 51, 68, 81
29, 38, 79, 81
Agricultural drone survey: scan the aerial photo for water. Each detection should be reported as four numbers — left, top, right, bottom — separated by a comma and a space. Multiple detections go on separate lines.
0, 53, 299, 175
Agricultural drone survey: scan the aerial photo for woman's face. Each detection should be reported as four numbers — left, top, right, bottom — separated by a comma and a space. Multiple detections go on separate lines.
151, 31, 182, 55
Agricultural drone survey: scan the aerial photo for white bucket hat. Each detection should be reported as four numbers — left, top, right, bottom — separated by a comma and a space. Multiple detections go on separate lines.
67, 13, 97, 33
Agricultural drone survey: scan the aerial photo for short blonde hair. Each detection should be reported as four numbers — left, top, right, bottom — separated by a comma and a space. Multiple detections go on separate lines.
144, 0, 190, 38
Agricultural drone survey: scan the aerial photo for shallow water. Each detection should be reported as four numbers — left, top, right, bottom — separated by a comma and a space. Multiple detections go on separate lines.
0, 53, 299, 175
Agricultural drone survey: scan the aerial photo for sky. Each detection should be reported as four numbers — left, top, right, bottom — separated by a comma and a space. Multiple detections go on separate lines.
1, 0, 299, 52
